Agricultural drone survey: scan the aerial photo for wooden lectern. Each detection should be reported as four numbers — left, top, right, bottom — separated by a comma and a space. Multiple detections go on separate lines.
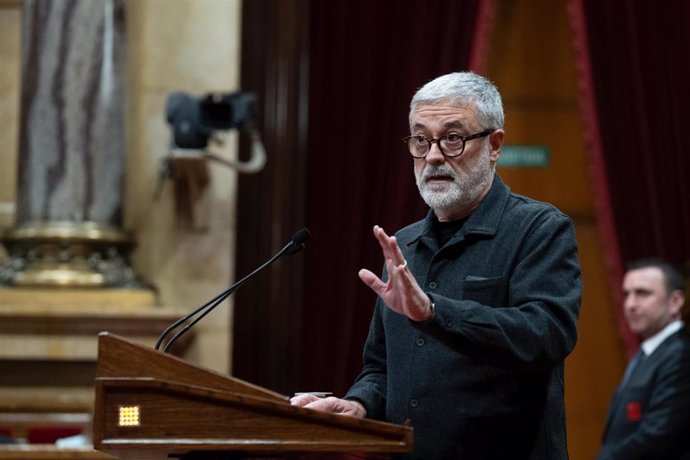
93, 333, 413, 459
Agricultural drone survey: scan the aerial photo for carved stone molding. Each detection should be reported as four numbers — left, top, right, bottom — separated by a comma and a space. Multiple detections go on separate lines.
0, 221, 141, 288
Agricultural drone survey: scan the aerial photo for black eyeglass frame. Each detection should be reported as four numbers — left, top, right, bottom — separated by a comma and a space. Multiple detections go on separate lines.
401, 128, 496, 158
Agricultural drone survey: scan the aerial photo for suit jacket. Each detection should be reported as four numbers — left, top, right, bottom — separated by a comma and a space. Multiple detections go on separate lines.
598, 329, 690, 460
345, 175, 582, 460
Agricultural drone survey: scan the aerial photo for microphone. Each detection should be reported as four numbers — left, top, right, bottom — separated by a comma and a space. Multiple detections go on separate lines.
284, 227, 310, 255
155, 227, 311, 353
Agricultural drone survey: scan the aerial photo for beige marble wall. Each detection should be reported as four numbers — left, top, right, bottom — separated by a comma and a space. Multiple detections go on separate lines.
0, 4, 20, 232
0, 0, 241, 374
125, 0, 241, 373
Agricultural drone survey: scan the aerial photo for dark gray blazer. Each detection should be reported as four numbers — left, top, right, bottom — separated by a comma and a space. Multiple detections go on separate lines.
598, 328, 690, 460
346, 174, 582, 460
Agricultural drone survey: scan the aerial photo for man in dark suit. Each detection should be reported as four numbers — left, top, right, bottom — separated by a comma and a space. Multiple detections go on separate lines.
598, 259, 690, 460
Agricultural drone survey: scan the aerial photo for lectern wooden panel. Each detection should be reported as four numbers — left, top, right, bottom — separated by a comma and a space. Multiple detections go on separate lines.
93, 333, 413, 459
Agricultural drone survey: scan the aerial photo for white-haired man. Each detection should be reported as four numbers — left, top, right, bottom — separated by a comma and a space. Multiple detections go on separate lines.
293, 72, 582, 460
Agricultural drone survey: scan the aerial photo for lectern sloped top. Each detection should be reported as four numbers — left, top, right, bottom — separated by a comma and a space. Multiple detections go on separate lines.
95, 331, 285, 401
93, 332, 413, 459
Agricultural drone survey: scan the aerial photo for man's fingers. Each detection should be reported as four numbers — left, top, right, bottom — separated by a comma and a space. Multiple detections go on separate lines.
304, 398, 333, 411
290, 393, 321, 406
302, 397, 365, 418
373, 226, 398, 261
373, 226, 393, 259
373, 225, 405, 266
373, 225, 387, 238
304, 396, 345, 413
359, 269, 385, 294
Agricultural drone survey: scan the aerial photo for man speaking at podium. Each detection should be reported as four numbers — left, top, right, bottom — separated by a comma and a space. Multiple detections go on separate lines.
292, 72, 582, 460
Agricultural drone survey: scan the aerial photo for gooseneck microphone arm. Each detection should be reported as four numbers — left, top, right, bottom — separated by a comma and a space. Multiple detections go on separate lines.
155, 228, 311, 353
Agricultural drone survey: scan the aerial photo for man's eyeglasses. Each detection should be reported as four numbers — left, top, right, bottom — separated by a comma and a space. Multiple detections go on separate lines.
401, 129, 495, 158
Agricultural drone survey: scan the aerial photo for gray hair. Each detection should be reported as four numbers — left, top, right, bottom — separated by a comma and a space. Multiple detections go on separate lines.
409, 72, 504, 129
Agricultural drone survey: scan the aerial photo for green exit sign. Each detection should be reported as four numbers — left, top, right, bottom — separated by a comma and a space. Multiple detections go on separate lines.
497, 145, 549, 168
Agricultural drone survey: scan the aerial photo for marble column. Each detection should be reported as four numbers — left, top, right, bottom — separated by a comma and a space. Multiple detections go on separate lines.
0, 0, 137, 287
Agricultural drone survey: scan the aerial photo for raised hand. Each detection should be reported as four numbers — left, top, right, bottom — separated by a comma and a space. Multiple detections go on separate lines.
358, 225, 433, 322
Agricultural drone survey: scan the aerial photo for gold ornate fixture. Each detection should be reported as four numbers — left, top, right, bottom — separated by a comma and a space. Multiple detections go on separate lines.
0, 221, 139, 288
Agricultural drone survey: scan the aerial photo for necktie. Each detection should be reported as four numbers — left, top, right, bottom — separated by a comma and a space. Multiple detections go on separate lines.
621, 348, 645, 386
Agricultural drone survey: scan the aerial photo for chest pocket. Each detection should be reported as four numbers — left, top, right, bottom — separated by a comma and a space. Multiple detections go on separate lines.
462, 276, 506, 307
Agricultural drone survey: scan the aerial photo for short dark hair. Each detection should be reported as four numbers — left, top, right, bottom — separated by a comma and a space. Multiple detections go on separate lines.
626, 258, 686, 294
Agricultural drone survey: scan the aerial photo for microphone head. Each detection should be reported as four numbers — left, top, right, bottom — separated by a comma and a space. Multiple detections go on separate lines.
285, 227, 311, 255
292, 228, 311, 245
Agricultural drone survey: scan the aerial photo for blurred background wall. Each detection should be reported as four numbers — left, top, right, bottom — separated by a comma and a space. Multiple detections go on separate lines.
1, 0, 241, 365
0, 0, 241, 447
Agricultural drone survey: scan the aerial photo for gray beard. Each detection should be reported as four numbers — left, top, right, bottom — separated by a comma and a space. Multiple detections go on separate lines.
414, 149, 493, 218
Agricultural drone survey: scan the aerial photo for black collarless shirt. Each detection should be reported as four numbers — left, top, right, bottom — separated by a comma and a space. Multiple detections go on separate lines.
432, 215, 468, 247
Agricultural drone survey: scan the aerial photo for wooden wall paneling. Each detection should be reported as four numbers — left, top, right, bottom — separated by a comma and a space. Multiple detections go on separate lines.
234, 0, 310, 395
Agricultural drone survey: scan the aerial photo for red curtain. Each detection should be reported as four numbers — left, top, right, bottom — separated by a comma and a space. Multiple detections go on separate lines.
301, 0, 493, 394
569, 0, 690, 355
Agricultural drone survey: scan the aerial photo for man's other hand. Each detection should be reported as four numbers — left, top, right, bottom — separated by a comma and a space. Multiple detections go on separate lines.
290, 395, 367, 418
